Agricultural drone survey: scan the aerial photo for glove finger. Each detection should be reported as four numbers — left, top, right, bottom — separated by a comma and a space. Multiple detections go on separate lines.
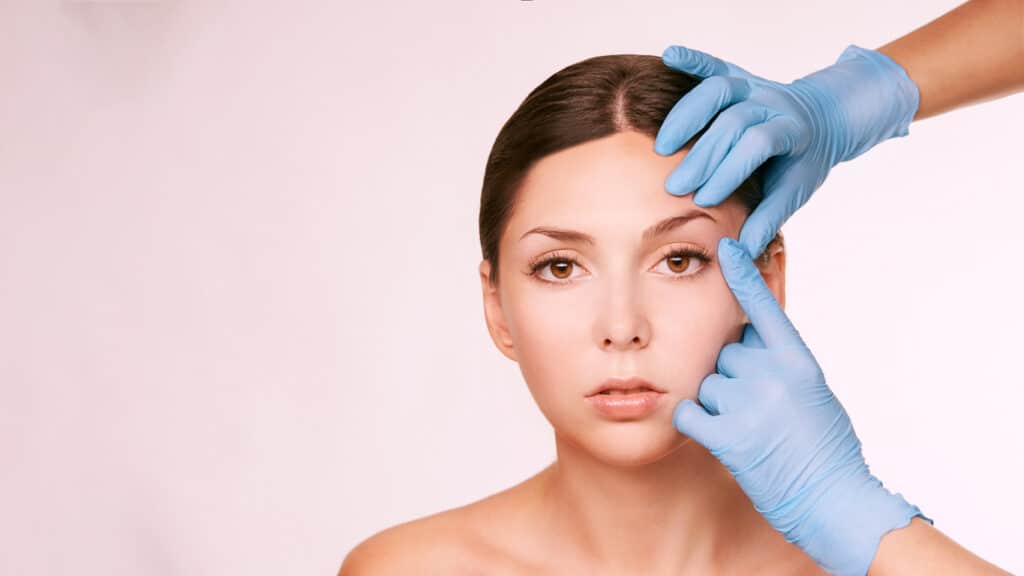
717, 237, 804, 349
673, 398, 728, 451
692, 116, 798, 208
655, 75, 752, 160
742, 322, 766, 349
662, 45, 732, 77
737, 186, 798, 257
715, 342, 746, 378
664, 98, 763, 196
662, 45, 756, 80
697, 372, 735, 415
718, 341, 773, 377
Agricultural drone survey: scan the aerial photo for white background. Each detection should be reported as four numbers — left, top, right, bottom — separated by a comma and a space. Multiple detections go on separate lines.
1, 1, 1022, 574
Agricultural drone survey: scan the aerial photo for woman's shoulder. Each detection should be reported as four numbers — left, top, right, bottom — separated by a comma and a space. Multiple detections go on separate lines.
337, 509, 476, 575
338, 484, 535, 575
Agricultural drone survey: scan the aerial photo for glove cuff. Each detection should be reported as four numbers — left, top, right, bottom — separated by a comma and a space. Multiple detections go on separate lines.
795, 44, 921, 164
803, 472, 933, 576
839, 45, 920, 134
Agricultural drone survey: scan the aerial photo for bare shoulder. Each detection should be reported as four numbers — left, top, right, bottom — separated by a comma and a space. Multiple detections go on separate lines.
338, 487, 533, 576
338, 510, 473, 575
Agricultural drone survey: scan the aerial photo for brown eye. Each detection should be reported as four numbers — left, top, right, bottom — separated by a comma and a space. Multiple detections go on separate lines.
654, 247, 708, 279
529, 252, 583, 284
666, 254, 691, 274
549, 260, 573, 279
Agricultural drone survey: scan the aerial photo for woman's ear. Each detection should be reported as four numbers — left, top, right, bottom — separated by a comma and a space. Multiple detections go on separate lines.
479, 259, 518, 362
754, 235, 786, 310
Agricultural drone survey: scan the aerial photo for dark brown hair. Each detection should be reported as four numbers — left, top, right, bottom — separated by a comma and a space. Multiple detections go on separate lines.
478, 54, 765, 287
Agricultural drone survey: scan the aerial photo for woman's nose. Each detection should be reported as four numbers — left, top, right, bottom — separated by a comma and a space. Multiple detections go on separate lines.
601, 331, 648, 351
596, 290, 651, 351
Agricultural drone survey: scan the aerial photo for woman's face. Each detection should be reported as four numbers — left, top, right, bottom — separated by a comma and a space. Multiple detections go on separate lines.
479, 131, 785, 467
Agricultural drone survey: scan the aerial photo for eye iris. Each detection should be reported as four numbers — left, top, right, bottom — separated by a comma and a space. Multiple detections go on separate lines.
551, 261, 572, 279
667, 255, 690, 274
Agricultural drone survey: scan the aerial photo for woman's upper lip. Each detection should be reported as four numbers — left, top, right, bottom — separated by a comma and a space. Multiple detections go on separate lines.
587, 377, 666, 397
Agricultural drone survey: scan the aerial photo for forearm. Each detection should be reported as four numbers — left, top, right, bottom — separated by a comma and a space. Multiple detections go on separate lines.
868, 517, 1013, 575
877, 0, 1024, 120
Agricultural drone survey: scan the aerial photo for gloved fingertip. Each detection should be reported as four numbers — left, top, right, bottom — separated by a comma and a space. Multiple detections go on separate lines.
653, 135, 673, 156
693, 188, 723, 208
717, 236, 744, 258
738, 225, 771, 262
666, 170, 696, 197
662, 45, 684, 63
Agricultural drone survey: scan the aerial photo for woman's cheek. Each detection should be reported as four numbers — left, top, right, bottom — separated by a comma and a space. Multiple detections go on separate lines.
501, 291, 587, 421
504, 289, 581, 357
653, 278, 746, 397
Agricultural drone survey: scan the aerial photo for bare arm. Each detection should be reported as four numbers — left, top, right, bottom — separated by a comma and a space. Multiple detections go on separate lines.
878, 0, 1024, 120
869, 517, 1014, 575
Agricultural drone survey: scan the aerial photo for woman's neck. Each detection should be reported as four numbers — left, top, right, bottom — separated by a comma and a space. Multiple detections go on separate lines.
531, 433, 766, 575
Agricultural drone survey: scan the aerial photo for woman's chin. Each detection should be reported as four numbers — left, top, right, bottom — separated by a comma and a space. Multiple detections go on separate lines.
572, 422, 689, 467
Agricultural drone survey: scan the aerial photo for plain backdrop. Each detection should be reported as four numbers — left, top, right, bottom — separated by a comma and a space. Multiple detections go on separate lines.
1, 0, 1022, 574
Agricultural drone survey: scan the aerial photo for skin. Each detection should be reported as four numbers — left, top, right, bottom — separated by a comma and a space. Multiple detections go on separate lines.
878, 0, 1024, 121
871, 518, 1013, 576
340, 131, 818, 575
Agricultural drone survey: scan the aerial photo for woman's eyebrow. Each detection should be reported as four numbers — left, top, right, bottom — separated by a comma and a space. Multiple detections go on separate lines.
518, 209, 716, 245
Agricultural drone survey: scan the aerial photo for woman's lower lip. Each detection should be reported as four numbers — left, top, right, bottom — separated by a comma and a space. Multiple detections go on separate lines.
585, 391, 665, 419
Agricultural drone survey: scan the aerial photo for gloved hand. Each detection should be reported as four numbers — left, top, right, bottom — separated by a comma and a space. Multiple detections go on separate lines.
654, 45, 920, 257
674, 237, 932, 576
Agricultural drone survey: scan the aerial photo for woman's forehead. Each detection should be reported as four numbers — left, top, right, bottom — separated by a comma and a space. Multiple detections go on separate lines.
505, 132, 745, 244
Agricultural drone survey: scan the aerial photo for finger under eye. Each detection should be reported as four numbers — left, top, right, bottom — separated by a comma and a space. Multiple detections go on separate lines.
717, 237, 804, 349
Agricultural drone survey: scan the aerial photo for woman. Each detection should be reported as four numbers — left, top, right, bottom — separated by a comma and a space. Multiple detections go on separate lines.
340, 54, 806, 575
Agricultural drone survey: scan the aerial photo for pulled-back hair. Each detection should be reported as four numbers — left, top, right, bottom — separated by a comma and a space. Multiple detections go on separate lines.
478, 54, 766, 286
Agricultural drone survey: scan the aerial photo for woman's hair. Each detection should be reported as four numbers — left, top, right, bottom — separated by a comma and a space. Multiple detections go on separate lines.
478, 54, 767, 287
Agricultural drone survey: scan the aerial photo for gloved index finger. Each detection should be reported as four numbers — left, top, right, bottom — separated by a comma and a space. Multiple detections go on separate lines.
717, 236, 802, 349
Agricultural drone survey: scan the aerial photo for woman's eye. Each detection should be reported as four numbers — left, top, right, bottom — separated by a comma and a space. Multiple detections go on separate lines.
653, 250, 705, 278
534, 258, 583, 282
530, 248, 708, 284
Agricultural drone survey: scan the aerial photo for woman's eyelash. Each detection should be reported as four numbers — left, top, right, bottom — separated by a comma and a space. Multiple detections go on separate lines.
527, 246, 712, 284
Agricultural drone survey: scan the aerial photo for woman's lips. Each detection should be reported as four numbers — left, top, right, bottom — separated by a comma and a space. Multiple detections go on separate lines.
585, 389, 666, 420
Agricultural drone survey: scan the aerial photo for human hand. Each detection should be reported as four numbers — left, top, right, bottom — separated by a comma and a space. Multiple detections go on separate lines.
654, 45, 920, 257
673, 237, 931, 576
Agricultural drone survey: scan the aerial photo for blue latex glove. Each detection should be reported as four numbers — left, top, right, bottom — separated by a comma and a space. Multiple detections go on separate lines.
654, 45, 920, 257
674, 237, 932, 576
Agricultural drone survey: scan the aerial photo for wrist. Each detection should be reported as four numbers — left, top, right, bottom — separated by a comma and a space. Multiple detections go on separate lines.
801, 470, 932, 576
